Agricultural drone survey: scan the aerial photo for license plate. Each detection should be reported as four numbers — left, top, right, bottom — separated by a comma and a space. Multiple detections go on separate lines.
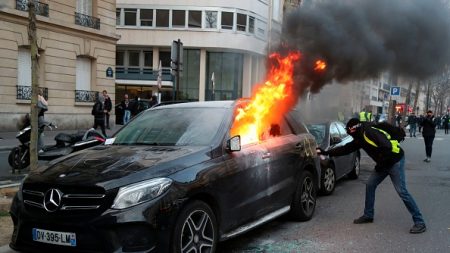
32, 228, 76, 247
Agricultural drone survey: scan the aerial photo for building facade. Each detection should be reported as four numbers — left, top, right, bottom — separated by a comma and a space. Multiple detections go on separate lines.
115, 0, 284, 103
0, 0, 119, 131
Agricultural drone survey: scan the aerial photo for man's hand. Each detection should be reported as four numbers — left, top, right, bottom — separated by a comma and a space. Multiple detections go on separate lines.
316, 147, 329, 156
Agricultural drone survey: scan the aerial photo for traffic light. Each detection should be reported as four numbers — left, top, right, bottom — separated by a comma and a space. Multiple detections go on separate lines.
171, 39, 183, 74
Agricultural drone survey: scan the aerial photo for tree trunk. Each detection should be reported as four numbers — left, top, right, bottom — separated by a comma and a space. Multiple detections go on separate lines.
28, 1, 39, 172
402, 81, 413, 126
413, 80, 420, 114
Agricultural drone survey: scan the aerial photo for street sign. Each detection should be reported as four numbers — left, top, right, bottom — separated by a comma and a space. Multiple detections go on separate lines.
390, 86, 400, 96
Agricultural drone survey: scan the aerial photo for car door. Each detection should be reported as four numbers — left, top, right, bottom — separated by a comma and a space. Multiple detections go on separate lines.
329, 122, 349, 179
336, 121, 355, 174
262, 118, 311, 210
217, 141, 273, 231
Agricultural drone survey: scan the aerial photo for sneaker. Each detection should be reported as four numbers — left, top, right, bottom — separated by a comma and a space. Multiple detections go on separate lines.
423, 158, 430, 162
38, 149, 44, 153
353, 216, 374, 224
410, 223, 426, 234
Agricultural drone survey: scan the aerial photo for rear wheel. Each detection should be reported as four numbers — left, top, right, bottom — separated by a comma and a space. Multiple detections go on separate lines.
172, 200, 217, 253
320, 164, 336, 195
348, 153, 360, 180
289, 170, 317, 221
8, 147, 29, 172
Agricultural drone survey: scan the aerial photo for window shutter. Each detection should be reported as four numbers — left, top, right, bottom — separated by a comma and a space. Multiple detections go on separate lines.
17, 48, 31, 87
76, 57, 91, 91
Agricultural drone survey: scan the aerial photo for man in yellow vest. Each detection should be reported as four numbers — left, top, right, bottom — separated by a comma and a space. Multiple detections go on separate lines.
317, 118, 426, 234
359, 109, 372, 122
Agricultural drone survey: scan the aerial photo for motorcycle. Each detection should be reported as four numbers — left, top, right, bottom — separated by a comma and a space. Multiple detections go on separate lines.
8, 119, 106, 173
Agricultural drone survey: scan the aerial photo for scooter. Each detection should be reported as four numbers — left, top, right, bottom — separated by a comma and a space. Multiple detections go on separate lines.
8, 120, 106, 173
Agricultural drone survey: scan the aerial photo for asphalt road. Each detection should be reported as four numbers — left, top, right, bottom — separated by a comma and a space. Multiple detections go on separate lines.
1, 131, 449, 253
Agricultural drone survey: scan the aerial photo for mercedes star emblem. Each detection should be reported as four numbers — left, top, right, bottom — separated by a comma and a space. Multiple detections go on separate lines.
43, 189, 62, 212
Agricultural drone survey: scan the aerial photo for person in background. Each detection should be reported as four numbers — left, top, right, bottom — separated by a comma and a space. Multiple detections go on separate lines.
407, 112, 417, 137
92, 95, 107, 137
317, 118, 426, 234
102, 90, 112, 129
418, 114, 424, 133
121, 94, 132, 124
37, 89, 48, 152
420, 110, 436, 162
149, 95, 158, 107
443, 113, 449, 134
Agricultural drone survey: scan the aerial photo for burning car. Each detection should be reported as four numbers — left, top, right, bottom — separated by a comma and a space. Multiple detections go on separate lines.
307, 121, 360, 195
9, 100, 320, 253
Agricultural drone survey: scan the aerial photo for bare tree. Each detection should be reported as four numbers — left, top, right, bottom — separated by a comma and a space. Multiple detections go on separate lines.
204, 11, 217, 28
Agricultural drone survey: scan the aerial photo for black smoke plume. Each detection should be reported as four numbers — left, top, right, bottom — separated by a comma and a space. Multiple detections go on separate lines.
279, 0, 450, 94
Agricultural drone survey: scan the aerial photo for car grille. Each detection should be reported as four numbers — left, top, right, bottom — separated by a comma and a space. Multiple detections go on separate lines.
22, 183, 113, 215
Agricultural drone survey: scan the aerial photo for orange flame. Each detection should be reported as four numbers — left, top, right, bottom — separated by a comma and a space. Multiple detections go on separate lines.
230, 52, 301, 145
315, 60, 326, 71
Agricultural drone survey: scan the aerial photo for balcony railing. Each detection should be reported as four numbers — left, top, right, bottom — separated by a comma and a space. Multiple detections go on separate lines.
116, 67, 173, 81
75, 12, 100, 30
16, 86, 48, 100
16, 0, 49, 17
75, 90, 98, 103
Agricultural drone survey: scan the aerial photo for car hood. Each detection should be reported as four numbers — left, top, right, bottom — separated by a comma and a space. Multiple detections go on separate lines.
28, 145, 211, 190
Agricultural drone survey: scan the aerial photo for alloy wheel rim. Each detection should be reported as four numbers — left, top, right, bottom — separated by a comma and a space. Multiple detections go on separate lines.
180, 209, 214, 253
300, 176, 315, 215
324, 167, 335, 191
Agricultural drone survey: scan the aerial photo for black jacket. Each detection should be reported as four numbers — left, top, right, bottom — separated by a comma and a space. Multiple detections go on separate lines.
92, 102, 105, 120
104, 97, 112, 112
420, 116, 436, 137
328, 123, 404, 171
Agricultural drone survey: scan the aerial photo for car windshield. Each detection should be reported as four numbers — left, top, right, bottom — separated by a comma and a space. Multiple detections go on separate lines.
307, 124, 326, 144
113, 107, 227, 146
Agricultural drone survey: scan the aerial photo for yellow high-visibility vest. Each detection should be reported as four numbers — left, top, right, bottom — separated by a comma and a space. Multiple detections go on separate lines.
363, 127, 400, 153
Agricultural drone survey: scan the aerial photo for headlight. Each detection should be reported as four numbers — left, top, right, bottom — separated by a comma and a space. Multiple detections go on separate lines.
112, 178, 172, 209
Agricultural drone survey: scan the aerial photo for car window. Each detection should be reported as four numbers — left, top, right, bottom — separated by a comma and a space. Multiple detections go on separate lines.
114, 107, 226, 146
335, 122, 349, 138
261, 118, 293, 140
306, 124, 326, 144
330, 123, 340, 140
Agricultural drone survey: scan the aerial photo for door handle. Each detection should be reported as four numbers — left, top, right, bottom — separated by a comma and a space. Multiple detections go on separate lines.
262, 152, 271, 159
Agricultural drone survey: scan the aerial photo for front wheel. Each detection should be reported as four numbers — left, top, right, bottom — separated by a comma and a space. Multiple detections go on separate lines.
289, 170, 317, 221
8, 147, 30, 172
172, 200, 217, 253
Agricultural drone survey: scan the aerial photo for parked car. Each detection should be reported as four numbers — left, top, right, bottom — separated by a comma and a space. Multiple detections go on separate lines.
10, 100, 320, 253
115, 99, 152, 125
307, 121, 360, 195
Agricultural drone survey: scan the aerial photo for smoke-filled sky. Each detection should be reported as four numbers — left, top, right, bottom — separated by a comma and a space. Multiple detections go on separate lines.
280, 0, 450, 94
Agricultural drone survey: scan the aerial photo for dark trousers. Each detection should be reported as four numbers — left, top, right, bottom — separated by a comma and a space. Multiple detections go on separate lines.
423, 136, 435, 158
94, 119, 106, 137
445, 125, 449, 134
105, 112, 110, 128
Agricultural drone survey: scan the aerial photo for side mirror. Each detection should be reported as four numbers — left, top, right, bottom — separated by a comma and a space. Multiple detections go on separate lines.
226, 135, 241, 152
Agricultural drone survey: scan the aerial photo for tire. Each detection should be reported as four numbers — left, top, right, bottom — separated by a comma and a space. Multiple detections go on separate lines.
8, 147, 30, 172
172, 200, 217, 253
348, 152, 360, 180
289, 170, 317, 221
320, 164, 336, 195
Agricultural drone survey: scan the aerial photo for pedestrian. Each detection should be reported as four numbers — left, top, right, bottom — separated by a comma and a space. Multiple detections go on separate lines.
102, 90, 112, 129
420, 110, 436, 162
149, 94, 158, 107
418, 114, 424, 133
443, 113, 449, 134
396, 114, 402, 127
407, 112, 417, 137
92, 94, 107, 137
121, 94, 132, 124
37, 89, 48, 152
317, 118, 426, 234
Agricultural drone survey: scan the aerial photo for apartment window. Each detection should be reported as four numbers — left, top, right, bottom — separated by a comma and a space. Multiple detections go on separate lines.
188, 10, 201, 28
140, 9, 153, 26
221, 12, 233, 30
17, 48, 31, 87
156, 9, 169, 27
206, 52, 243, 100
124, 8, 137, 26
237, 13, 247, 32
204, 11, 217, 28
128, 51, 140, 66
116, 51, 124, 66
116, 9, 121, 25
249, 16, 255, 33
76, 57, 91, 91
172, 10, 185, 27
159, 51, 171, 67
144, 51, 153, 68
76, 0, 92, 16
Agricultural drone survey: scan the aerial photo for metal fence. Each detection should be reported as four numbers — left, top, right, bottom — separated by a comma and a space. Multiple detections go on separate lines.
75, 90, 98, 102
16, 86, 48, 100
75, 12, 100, 30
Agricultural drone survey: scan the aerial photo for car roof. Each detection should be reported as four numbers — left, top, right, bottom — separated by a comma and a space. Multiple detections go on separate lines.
152, 100, 237, 109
